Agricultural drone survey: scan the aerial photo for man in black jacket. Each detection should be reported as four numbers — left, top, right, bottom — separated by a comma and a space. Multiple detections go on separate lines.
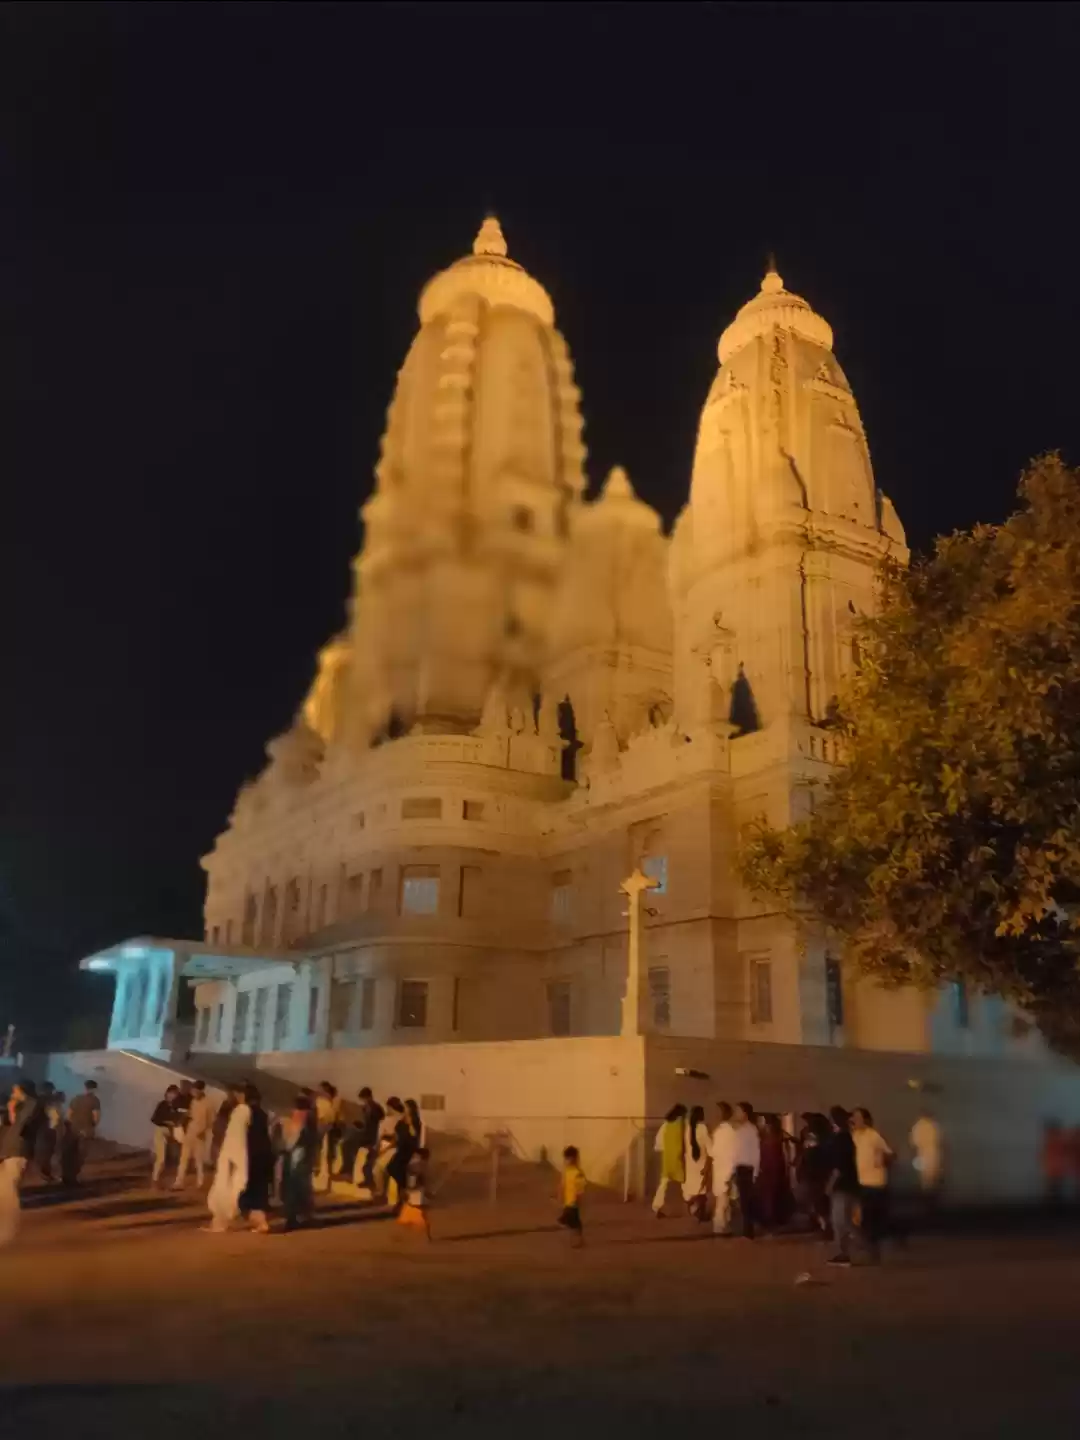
823, 1105, 860, 1267
0, 1080, 43, 1247
150, 1085, 183, 1188
350, 1087, 385, 1193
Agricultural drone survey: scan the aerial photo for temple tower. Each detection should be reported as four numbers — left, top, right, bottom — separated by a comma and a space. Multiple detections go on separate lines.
342, 217, 587, 741
672, 265, 907, 734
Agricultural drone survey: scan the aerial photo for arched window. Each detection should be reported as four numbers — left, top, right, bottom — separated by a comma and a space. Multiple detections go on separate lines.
729, 664, 761, 735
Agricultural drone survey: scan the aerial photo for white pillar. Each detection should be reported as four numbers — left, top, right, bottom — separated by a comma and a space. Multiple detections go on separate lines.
619, 868, 659, 1037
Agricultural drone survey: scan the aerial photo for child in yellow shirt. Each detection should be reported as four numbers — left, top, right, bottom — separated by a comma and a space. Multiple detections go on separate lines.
558, 1145, 587, 1247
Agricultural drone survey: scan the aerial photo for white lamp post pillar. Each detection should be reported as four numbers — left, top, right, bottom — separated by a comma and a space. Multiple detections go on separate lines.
619, 867, 659, 1037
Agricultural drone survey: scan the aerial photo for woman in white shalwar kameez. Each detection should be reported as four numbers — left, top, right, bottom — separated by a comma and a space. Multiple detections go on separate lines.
204, 1100, 250, 1232
682, 1106, 712, 1221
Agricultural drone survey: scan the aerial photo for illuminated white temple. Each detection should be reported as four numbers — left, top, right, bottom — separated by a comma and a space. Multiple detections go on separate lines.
77, 221, 1077, 1200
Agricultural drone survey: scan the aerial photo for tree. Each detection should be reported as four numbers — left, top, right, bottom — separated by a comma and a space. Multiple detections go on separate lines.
739, 455, 1080, 1057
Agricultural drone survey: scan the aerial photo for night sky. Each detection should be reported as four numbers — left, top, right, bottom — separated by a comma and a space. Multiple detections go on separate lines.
4, 2, 1079, 1046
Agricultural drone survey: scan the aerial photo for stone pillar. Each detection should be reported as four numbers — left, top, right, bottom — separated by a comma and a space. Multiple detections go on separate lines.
619, 868, 659, 1037
158, 949, 187, 1059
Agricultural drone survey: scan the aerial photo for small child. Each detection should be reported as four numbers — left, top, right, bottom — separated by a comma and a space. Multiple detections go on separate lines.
558, 1145, 586, 1247
396, 1146, 431, 1239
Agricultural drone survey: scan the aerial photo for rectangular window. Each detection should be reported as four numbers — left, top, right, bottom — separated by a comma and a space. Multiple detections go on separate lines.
344, 871, 365, 917
233, 991, 251, 1052
315, 884, 328, 931
397, 980, 428, 1029
354, 811, 365, 830
225, 919, 233, 945
826, 956, 844, 1031
419, 1093, 445, 1112
749, 957, 773, 1026
458, 864, 483, 918
214, 1002, 225, 1043
463, 800, 485, 821
359, 976, 377, 1031
252, 987, 268, 1051
368, 869, 383, 911
401, 796, 442, 820
547, 979, 572, 1037
400, 865, 440, 916
210, 925, 220, 945
272, 984, 292, 1049
642, 854, 668, 895
330, 979, 353, 1033
550, 869, 573, 924
452, 976, 461, 1031
308, 983, 321, 1036
951, 980, 970, 1029
196, 1007, 211, 1046
648, 965, 671, 1030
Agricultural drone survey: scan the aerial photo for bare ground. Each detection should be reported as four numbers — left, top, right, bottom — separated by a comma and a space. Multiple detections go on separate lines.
3, 1152, 1080, 1438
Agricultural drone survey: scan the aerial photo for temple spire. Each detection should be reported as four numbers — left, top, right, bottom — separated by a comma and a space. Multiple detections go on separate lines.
473, 215, 508, 258
762, 252, 784, 293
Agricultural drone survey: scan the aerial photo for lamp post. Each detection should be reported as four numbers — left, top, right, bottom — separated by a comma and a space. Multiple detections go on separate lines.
619, 868, 659, 1037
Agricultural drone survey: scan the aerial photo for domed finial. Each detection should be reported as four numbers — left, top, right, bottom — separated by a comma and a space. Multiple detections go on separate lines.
474, 215, 508, 258
761, 253, 784, 294
602, 465, 634, 500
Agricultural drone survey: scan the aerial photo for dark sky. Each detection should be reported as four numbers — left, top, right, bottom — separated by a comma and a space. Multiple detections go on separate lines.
3, 1, 1078, 1045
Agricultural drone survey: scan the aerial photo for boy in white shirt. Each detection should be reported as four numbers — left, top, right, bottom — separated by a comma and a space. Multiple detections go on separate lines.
710, 1101, 737, 1235
729, 1102, 761, 1239
851, 1107, 893, 1260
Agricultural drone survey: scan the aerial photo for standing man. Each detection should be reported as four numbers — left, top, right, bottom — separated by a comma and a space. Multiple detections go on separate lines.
823, 1105, 860, 1267
63, 1081, 101, 1186
373, 1098, 405, 1200
174, 1080, 213, 1189
314, 1082, 344, 1191
212, 1083, 244, 1163
0, 1080, 43, 1247
851, 1106, 894, 1261
729, 1102, 761, 1239
150, 1084, 183, 1187
34, 1081, 61, 1182
710, 1101, 737, 1235
351, 1087, 384, 1195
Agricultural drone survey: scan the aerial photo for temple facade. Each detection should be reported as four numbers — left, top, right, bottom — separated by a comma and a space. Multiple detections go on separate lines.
88, 220, 1038, 1070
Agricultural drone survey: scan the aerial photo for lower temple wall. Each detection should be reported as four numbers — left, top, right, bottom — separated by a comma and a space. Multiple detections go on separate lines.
258, 1035, 646, 1187
30, 1032, 1080, 1202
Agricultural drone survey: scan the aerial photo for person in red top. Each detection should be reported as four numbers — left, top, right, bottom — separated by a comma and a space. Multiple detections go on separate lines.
1042, 1120, 1070, 1205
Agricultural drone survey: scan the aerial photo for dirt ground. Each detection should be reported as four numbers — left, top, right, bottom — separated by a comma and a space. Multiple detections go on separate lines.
3, 1152, 1080, 1438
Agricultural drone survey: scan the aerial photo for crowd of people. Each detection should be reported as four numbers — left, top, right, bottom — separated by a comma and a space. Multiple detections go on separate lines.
8, 1069, 1080, 1255
0, 1077, 102, 1245
650, 1099, 941, 1263
147, 1079, 431, 1238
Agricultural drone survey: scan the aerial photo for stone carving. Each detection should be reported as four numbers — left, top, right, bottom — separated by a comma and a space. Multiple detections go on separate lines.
587, 713, 621, 776
478, 680, 510, 737
301, 634, 351, 746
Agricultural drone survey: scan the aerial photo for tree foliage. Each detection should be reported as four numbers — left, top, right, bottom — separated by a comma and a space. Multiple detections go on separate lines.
740, 455, 1080, 1057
